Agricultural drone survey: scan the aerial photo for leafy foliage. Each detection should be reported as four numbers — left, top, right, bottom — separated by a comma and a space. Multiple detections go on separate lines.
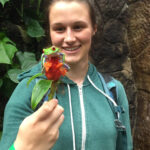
7, 51, 38, 83
31, 79, 52, 110
0, 131, 2, 140
26, 18, 45, 37
0, 79, 2, 88
0, 0, 48, 132
0, 0, 46, 95
16, 51, 38, 71
0, 0, 9, 7
0, 32, 18, 64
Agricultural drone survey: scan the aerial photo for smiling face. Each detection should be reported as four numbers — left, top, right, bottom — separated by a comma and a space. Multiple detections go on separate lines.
49, 1, 96, 65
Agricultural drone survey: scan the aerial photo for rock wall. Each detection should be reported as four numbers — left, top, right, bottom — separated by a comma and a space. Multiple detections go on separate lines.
128, 0, 150, 149
91, 0, 150, 149
90, 0, 136, 132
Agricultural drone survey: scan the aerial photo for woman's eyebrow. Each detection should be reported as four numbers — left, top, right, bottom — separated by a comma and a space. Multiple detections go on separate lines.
51, 23, 64, 26
74, 21, 86, 24
51, 20, 86, 25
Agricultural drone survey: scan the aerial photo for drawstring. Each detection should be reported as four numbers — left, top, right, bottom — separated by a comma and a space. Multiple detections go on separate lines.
87, 75, 120, 119
67, 84, 76, 150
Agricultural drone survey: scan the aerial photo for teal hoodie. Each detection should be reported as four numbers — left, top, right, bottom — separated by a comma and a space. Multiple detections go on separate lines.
0, 62, 133, 150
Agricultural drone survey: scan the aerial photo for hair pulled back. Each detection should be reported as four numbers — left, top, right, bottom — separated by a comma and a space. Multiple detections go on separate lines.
43, 0, 97, 45
45, 0, 96, 28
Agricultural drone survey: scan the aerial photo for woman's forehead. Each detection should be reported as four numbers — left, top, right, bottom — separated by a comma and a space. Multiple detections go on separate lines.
49, 1, 90, 15
49, 1, 91, 22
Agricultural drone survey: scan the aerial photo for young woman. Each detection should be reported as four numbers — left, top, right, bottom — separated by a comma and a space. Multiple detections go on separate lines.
0, 0, 133, 150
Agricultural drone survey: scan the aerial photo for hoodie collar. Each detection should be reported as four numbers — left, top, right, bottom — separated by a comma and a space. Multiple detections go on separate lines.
17, 61, 98, 86
17, 62, 46, 82
61, 62, 98, 86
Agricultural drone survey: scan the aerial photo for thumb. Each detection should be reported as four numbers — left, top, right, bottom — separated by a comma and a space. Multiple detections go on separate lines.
34, 99, 58, 121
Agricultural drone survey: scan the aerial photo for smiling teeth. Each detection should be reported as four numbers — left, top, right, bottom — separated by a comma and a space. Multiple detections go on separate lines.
64, 46, 80, 51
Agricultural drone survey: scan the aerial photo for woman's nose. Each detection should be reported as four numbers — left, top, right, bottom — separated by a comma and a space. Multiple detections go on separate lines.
64, 28, 76, 44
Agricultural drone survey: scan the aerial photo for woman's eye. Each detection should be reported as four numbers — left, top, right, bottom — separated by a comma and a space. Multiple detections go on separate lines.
54, 27, 65, 32
73, 25, 82, 31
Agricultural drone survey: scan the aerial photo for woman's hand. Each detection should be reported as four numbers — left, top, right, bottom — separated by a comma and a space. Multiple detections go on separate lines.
14, 99, 64, 150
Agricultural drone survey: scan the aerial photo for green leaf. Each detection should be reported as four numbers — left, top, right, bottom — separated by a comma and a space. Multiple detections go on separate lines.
0, 33, 18, 64
31, 79, 52, 110
30, 0, 35, 5
7, 69, 23, 83
27, 73, 43, 86
1, 77, 17, 98
0, 79, 3, 88
21, 59, 38, 71
37, 0, 42, 15
26, 19, 45, 38
16, 51, 38, 71
0, 0, 9, 7
0, 131, 2, 140
21, 52, 38, 70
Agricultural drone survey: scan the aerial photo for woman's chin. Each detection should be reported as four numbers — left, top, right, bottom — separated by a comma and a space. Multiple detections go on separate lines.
65, 60, 77, 65
65, 58, 79, 66
65, 57, 88, 66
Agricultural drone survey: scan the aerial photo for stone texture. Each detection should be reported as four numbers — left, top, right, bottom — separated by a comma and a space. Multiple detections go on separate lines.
90, 0, 136, 131
128, 0, 150, 149
93, 0, 150, 148
134, 91, 150, 149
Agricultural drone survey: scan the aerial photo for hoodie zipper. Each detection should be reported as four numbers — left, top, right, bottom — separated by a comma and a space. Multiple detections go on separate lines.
78, 85, 86, 150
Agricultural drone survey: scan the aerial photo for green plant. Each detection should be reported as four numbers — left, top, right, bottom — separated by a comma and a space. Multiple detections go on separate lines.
0, 0, 47, 133
0, 32, 18, 64
0, 131, 2, 140
0, 32, 38, 95
0, 0, 9, 7
0, 0, 46, 94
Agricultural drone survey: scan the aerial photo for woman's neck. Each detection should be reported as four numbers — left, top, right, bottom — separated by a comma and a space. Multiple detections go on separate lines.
66, 61, 89, 86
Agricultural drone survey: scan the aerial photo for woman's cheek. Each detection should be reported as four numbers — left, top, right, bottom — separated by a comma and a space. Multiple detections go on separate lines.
50, 32, 64, 45
78, 30, 93, 43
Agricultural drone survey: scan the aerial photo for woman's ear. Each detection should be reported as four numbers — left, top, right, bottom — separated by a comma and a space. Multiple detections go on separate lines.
93, 24, 97, 36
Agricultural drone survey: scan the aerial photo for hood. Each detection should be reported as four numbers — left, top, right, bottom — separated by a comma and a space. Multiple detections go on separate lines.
17, 61, 97, 86
17, 62, 45, 82
60, 62, 98, 86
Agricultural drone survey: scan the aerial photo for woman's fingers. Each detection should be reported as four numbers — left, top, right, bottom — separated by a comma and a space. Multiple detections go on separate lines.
47, 114, 64, 143
33, 99, 64, 128
49, 105, 64, 124
14, 99, 64, 150
34, 99, 58, 121
53, 114, 65, 129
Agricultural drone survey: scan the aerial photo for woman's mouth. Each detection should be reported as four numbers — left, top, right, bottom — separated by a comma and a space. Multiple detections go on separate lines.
62, 46, 81, 51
